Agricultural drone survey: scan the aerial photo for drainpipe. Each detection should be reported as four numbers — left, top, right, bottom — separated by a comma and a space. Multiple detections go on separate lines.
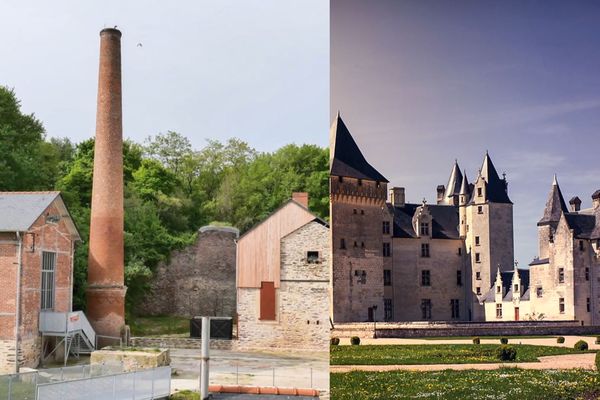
69, 240, 74, 312
14, 232, 23, 373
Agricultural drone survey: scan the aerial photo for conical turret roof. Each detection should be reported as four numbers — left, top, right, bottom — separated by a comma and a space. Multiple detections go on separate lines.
538, 174, 568, 226
443, 161, 463, 199
329, 114, 388, 182
479, 152, 512, 204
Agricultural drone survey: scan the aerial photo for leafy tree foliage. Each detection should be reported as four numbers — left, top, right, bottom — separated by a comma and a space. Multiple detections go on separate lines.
1, 88, 329, 313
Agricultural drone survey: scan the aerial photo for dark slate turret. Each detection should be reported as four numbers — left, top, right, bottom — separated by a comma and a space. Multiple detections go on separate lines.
329, 114, 388, 182
479, 152, 512, 204
538, 175, 568, 226
443, 161, 464, 200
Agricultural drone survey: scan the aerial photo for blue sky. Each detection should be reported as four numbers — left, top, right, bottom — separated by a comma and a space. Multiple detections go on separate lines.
0, 0, 329, 152
332, 0, 600, 265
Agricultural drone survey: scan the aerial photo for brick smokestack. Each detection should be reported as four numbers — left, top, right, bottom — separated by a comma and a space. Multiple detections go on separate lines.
87, 27, 126, 339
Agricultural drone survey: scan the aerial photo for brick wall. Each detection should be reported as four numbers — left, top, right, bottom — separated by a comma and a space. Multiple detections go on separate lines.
237, 221, 330, 352
136, 227, 238, 318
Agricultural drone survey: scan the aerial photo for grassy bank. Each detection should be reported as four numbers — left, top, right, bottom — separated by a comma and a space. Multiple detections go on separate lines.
128, 315, 190, 336
330, 344, 593, 365
330, 368, 600, 400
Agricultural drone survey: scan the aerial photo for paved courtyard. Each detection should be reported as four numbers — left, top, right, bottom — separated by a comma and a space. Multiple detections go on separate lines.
170, 348, 329, 392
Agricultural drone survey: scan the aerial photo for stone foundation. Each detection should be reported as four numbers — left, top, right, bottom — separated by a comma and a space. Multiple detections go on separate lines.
0, 337, 41, 374
0, 339, 16, 374
90, 348, 170, 372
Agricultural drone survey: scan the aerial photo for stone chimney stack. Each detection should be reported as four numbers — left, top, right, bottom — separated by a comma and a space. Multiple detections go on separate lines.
436, 185, 445, 204
87, 28, 126, 339
593, 190, 600, 209
390, 187, 405, 207
569, 196, 582, 212
292, 192, 309, 208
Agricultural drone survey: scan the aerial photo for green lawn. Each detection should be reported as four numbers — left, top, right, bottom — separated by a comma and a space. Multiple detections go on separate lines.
330, 344, 593, 365
420, 335, 557, 340
330, 369, 600, 400
128, 315, 190, 337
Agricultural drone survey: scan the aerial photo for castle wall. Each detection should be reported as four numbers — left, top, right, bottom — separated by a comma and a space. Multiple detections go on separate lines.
237, 221, 329, 351
137, 227, 238, 318
330, 176, 387, 323
392, 237, 467, 321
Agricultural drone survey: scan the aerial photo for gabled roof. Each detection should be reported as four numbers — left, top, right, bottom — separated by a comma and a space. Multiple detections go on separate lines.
538, 175, 568, 226
443, 161, 463, 199
388, 203, 460, 240
329, 114, 388, 182
477, 153, 512, 204
0, 191, 81, 240
483, 269, 530, 302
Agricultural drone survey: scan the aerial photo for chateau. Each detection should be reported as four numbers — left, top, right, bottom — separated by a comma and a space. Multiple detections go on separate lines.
330, 114, 600, 324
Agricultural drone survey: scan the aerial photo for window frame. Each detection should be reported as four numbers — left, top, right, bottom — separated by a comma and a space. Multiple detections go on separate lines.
41, 251, 57, 311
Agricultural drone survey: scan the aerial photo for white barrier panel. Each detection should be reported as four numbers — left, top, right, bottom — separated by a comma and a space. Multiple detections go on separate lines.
36, 366, 171, 400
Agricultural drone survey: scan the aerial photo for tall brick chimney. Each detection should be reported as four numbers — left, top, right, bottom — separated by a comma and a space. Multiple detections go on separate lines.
87, 28, 126, 340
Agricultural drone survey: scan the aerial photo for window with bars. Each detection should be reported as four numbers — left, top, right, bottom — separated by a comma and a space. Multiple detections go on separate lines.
41, 251, 56, 310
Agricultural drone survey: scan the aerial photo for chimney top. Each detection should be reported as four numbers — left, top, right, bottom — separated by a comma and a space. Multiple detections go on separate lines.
100, 27, 122, 37
292, 192, 309, 209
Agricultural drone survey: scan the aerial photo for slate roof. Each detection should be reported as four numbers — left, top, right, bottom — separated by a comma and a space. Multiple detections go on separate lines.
538, 176, 568, 226
388, 203, 459, 239
443, 162, 463, 199
0, 191, 61, 232
329, 114, 388, 182
483, 269, 530, 302
564, 212, 597, 239
472, 153, 512, 204
529, 257, 549, 266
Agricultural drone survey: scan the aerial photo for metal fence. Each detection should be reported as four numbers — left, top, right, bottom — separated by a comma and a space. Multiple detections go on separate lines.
36, 366, 171, 400
0, 363, 124, 400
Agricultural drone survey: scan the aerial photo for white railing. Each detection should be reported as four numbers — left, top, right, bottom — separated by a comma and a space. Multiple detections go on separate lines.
39, 311, 96, 350
35, 366, 171, 400
67, 311, 96, 348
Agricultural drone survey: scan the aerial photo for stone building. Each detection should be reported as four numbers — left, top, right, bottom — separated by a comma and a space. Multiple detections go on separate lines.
236, 193, 330, 351
0, 192, 80, 373
137, 226, 238, 318
330, 114, 514, 323
483, 178, 600, 324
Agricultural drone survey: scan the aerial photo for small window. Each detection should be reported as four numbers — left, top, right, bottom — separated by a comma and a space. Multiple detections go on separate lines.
558, 267, 564, 283
338, 176, 344, 183
384, 269, 392, 286
361, 209, 365, 215
456, 271, 462, 286
358, 179, 362, 186
475, 253, 481, 263
477, 187, 482, 197
587, 297, 591, 312
354, 241, 358, 248
476, 287, 481, 295
382, 221, 390, 235
259, 281, 276, 320
559, 298, 565, 314
421, 299, 432, 320
361, 241, 365, 248
340, 238, 346, 249
478, 206, 483, 214
421, 270, 431, 286
475, 236, 480, 246
536, 287, 543, 298
421, 243, 430, 257
496, 303, 502, 319
376, 181, 381, 188
307, 251, 319, 264
579, 241, 584, 251
496, 285, 501, 294
458, 247, 462, 256
549, 233, 554, 243
383, 242, 391, 257
514, 284, 518, 293
586, 267, 590, 281
476, 271, 481, 280
420, 222, 429, 236
353, 209, 357, 214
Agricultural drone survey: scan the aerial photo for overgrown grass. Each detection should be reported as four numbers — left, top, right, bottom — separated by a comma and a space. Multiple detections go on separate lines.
330, 344, 593, 365
128, 315, 190, 337
330, 369, 600, 400
170, 390, 199, 399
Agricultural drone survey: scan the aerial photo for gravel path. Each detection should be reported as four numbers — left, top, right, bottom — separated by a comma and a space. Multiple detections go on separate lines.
330, 352, 597, 373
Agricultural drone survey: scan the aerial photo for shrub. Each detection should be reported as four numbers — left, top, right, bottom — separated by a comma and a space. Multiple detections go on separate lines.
574, 340, 589, 351
330, 337, 340, 346
595, 336, 600, 345
495, 345, 517, 361
500, 337, 508, 344
557, 336, 565, 344
350, 336, 361, 345
596, 351, 600, 371
472, 337, 480, 345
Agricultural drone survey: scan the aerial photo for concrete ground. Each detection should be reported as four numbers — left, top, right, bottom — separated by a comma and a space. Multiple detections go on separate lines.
210, 395, 316, 399
338, 335, 600, 349
170, 348, 329, 392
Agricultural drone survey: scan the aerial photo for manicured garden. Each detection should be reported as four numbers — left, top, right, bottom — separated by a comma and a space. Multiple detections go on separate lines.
330, 344, 593, 365
330, 368, 600, 400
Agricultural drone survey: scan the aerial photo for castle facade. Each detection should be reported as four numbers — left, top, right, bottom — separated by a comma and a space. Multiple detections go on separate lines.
330, 115, 600, 324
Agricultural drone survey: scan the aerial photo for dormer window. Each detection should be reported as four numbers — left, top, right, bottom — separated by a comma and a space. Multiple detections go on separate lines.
420, 222, 429, 236
514, 284, 518, 293
477, 188, 482, 197
496, 285, 501, 294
